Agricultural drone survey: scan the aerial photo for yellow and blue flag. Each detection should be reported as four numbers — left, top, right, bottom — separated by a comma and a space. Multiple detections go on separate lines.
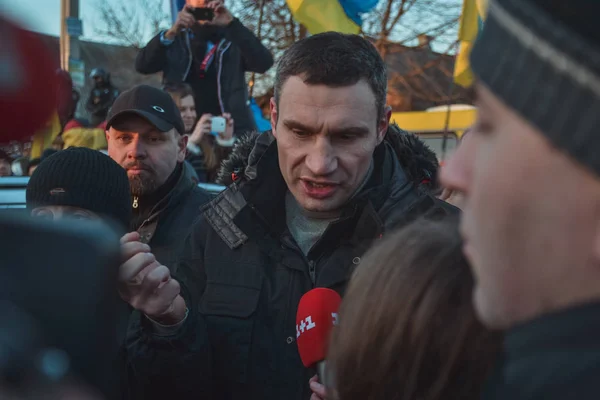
286, 0, 378, 35
453, 0, 488, 87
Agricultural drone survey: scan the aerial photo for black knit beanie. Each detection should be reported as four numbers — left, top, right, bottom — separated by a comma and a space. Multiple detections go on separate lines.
471, 0, 600, 175
26, 147, 131, 229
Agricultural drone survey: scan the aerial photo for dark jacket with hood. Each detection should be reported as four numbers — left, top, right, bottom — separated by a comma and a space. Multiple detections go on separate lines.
123, 125, 457, 400
135, 19, 273, 135
132, 161, 213, 270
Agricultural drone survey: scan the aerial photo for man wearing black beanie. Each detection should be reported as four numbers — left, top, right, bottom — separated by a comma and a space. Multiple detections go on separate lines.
105, 85, 212, 270
442, 1, 600, 398
27, 147, 131, 231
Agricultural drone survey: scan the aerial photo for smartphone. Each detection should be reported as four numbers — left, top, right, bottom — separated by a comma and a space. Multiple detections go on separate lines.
211, 116, 226, 134
189, 7, 214, 21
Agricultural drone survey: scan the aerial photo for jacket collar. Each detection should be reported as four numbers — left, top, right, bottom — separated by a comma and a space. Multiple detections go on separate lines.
131, 162, 197, 232
483, 301, 600, 399
506, 301, 600, 355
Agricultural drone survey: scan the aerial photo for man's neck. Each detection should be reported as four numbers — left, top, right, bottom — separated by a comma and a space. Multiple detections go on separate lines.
285, 192, 335, 256
130, 163, 182, 229
284, 161, 374, 256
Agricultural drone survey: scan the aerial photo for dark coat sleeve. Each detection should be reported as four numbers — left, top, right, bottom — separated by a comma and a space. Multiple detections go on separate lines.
224, 19, 274, 74
122, 219, 212, 400
85, 91, 97, 114
135, 32, 169, 75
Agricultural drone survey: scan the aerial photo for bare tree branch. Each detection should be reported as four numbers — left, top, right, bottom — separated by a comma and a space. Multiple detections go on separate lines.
91, 0, 466, 110
92, 0, 170, 49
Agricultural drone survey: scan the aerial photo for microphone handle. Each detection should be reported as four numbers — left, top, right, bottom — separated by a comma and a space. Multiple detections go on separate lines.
317, 360, 327, 387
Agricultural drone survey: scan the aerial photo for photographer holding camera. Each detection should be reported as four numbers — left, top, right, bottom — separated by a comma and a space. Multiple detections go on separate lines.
135, 0, 273, 136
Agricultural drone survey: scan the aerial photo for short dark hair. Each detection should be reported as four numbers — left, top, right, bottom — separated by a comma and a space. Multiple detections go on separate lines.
274, 32, 387, 121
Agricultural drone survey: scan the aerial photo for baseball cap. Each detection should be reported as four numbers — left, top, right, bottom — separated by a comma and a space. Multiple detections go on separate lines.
106, 85, 185, 134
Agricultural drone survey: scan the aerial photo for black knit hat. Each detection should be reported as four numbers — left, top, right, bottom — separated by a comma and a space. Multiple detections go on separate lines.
471, 0, 600, 175
26, 147, 131, 229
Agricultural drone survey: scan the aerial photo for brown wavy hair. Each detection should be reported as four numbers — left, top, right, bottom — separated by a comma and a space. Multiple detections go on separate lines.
163, 83, 218, 171
328, 217, 501, 400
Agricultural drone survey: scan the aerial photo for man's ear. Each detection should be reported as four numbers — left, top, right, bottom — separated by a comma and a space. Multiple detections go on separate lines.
177, 132, 188, 163
270, 97, 278, 138
377, 106, 392, 144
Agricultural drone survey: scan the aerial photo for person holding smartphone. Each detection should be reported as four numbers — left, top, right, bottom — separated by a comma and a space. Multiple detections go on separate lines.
164, 83, 234, 183
135, 0, 273, 137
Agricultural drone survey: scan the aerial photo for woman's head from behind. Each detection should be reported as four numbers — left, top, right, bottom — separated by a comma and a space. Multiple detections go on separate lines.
329, 217, 500, 400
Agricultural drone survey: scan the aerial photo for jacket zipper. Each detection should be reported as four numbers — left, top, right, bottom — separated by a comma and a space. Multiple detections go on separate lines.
308, 261, 316, 286
183, 31, 193, 81
280, 237, 317, 288
216, 41, 232, 114
247, 203, 318, 286
133, 197, 164, 231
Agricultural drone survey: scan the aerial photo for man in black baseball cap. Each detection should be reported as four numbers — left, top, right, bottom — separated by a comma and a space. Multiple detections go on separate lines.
106, 84, 185, 135
106, 84, 211, 269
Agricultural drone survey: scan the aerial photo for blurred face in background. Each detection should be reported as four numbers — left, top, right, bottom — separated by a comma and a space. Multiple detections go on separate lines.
271, 77, 389, 213
178, 95, 197, 134
31, 205, 100, 222
106, 115, 187, 196
438, 130, 474, 209
0, 159, 11, 176
441, 83, 600, 329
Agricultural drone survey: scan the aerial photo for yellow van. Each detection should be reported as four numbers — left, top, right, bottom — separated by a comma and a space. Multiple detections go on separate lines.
391, 105, 476, 161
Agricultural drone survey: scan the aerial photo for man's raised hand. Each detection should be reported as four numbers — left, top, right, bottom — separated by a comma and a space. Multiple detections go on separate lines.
118, 232, 187, 325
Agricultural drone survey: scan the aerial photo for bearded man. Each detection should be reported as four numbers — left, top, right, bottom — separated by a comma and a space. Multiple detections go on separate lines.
106, 84, 212, 270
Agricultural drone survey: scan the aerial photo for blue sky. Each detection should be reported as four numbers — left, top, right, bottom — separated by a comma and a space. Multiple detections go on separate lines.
0, 0, 171, 41
1, 0, 62, 36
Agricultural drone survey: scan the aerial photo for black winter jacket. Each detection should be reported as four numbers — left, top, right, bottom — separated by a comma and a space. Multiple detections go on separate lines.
135, 19, 273, 135
124, 127, 457, 400
482, 302, 600, 400
135, 162, 213, 270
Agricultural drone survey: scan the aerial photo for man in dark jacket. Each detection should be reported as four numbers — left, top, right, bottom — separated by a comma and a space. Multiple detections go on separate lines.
135, 0, 273, 135
119, 32, 456, 400
86, 67, 119, 126
105, 84, 212, 269
441, 1, 600, 399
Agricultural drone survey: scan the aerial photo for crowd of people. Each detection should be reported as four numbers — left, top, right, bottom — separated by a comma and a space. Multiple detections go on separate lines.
1, 0, 271, 184
3, 0, 600, 399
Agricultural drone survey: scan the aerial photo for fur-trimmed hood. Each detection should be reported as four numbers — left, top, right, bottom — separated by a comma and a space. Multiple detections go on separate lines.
216, 123, 440, 192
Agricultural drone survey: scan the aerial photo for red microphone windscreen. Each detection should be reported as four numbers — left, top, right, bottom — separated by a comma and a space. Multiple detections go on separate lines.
0, 16, 58, 143
296, 288, 342, 368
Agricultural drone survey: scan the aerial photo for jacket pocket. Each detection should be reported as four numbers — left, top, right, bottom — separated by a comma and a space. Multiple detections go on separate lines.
200, 282, 261, 384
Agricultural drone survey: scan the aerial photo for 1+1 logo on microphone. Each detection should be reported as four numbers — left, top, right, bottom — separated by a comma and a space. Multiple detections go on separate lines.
296, 313, 339, 339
